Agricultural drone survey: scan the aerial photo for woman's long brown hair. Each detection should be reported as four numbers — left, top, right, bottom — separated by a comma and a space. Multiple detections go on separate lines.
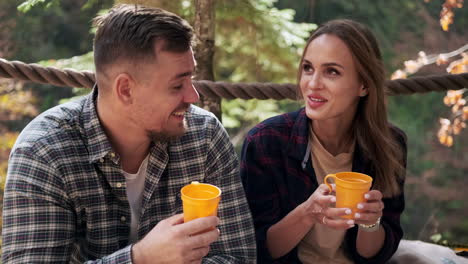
298, 19, 405, 197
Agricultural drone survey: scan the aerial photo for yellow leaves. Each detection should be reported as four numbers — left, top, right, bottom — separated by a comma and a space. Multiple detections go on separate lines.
447, 52, 468, 74
0, 80, 38, 120
390, 52, 428, 79
440, 7, 454, 31
438, 118, 453, 146
390, 69, 407, 80
0, 132, 18, 151
444, 90, 465, 106
463, 106, 468, 120
439, 89, 468, 147
404, 60, 422, 74
391, 44, 468, 80
391, 46, 467, 148
439, 0, 464, 31
436, 54, 449, 65
438, 133, 453, 147
453, 117, 466, 135
0, 91, 38, 120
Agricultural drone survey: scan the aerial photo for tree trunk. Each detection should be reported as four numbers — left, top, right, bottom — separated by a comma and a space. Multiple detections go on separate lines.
307, 0, 317, 22
194, 0, 221, 120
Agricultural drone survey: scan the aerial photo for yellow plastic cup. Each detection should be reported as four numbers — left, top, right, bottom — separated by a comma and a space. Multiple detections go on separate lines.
324, 172, 372, 219
181, 181, 221, 222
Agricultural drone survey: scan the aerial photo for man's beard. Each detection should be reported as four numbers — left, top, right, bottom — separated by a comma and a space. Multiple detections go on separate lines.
147, 118, 188, 143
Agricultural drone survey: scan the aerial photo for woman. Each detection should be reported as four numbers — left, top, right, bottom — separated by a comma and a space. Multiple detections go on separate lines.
240, 19, 407, 263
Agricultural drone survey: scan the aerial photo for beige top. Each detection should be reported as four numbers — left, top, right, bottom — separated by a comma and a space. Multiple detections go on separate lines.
297, 127, 355, 264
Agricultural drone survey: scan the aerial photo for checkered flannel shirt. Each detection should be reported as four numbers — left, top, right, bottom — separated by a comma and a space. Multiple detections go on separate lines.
2, 89, 256, 263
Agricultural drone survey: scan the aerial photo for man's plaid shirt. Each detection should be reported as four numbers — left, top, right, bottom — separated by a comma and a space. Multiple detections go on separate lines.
2, 89, 256, 263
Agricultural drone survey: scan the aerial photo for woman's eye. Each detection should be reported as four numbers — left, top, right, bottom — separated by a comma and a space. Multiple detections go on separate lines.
327, 68, 340, 76
173, 85, 183, 90
303, 64, 313, 72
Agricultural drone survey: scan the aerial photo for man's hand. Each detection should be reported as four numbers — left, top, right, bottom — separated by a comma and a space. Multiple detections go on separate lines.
132, 214, 220, 264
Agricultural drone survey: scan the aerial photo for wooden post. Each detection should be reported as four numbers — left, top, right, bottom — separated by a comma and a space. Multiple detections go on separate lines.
193, 0, 221, 120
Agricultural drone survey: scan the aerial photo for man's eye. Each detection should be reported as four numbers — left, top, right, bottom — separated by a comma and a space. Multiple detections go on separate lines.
173, 85, 183, 90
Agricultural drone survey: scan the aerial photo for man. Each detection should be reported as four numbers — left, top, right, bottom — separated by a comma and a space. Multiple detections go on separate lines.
2, 4, 256, 263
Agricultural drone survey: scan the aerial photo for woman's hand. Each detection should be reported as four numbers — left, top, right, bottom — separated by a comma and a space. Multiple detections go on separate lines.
354, 190, 384, 226
299, 183, 355, 229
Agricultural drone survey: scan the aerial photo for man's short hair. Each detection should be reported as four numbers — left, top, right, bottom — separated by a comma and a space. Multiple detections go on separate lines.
93, 4, 194, 73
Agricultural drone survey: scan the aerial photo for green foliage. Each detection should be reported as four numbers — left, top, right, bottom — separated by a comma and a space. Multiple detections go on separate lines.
222, 99, 282, 129
42, 0, 314, 148
11, 0, 113, 62
215, 0, 316, 83
388, 93, 447, 174
276, 0, 427, 69
17, 0, 51, 13
431, 233, 443, 243
39, 51, 95, 72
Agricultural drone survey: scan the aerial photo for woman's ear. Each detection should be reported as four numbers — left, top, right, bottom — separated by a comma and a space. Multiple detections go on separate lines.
359, 84, 368, 97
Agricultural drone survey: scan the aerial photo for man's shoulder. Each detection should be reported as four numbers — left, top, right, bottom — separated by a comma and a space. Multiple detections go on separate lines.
185, 104, 221, 131
13, 96, 88, 152
186, 104, 217, 120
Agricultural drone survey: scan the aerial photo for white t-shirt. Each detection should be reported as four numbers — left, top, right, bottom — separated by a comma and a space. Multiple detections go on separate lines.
122, 155, 149, 244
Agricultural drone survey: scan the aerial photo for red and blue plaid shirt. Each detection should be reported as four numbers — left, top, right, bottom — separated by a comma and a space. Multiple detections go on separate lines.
240, 108, 406, 264
3, 88, 256, 263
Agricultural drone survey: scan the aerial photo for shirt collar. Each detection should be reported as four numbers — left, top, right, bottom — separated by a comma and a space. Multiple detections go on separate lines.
287, 108, 368, 173
287, 108, 310, 162
82, 85, 115, 163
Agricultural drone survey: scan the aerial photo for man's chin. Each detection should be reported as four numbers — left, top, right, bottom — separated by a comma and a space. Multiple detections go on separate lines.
148, 120, 187, 142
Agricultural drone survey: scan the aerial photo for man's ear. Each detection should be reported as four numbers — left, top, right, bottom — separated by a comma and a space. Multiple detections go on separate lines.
113, 73, 135, 105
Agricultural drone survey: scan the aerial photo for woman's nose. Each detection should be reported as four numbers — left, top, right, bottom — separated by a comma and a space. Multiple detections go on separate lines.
308, 73, 323, 90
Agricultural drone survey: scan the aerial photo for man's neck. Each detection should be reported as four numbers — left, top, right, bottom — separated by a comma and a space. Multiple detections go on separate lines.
96, 96, 151, 173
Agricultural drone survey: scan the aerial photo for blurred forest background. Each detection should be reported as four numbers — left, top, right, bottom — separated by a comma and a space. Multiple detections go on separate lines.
1, 0, 467, 254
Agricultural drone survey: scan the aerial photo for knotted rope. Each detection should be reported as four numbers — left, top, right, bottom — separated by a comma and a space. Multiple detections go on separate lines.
1, 58, 467, 100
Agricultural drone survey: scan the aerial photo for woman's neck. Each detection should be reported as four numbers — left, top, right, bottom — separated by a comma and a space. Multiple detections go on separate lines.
311, 120, 354, 156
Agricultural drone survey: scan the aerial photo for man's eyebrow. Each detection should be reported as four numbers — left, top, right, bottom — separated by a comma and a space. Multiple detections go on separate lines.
170, 71, 193, 81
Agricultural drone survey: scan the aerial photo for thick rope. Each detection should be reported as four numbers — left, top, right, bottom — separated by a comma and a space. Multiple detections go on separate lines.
1, 58, 467, 100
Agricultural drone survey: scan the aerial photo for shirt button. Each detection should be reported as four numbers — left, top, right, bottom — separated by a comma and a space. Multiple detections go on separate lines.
116, 182, 123, 188
99, 158, 104, 163
110, 152, 116, 158
120, 216, 126, 222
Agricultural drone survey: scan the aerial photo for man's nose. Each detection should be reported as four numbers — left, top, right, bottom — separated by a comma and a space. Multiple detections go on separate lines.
184, 83, 200, 104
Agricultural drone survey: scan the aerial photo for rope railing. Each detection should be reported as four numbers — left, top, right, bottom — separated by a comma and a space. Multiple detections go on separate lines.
1, 58, 467, 100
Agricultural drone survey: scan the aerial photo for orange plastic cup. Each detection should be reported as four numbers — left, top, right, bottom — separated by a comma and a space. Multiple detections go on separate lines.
181, 181, 221, 222
324, 172, 372, 219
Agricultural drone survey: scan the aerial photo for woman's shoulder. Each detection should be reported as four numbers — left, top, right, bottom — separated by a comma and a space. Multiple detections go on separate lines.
388, 123, 407, 146
246, 108, 306, 139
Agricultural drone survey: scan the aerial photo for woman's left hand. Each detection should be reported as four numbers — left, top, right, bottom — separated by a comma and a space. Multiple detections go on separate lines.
354, 190, 384, 225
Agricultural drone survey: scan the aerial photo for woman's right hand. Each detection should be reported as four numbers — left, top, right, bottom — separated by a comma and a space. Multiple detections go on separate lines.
299, 183, 355, 229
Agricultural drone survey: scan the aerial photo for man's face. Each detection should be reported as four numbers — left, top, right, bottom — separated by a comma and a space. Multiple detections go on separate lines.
128, 47, 199, 141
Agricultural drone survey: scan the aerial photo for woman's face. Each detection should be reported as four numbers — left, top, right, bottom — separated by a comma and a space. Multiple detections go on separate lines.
300, 34, 365, 125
